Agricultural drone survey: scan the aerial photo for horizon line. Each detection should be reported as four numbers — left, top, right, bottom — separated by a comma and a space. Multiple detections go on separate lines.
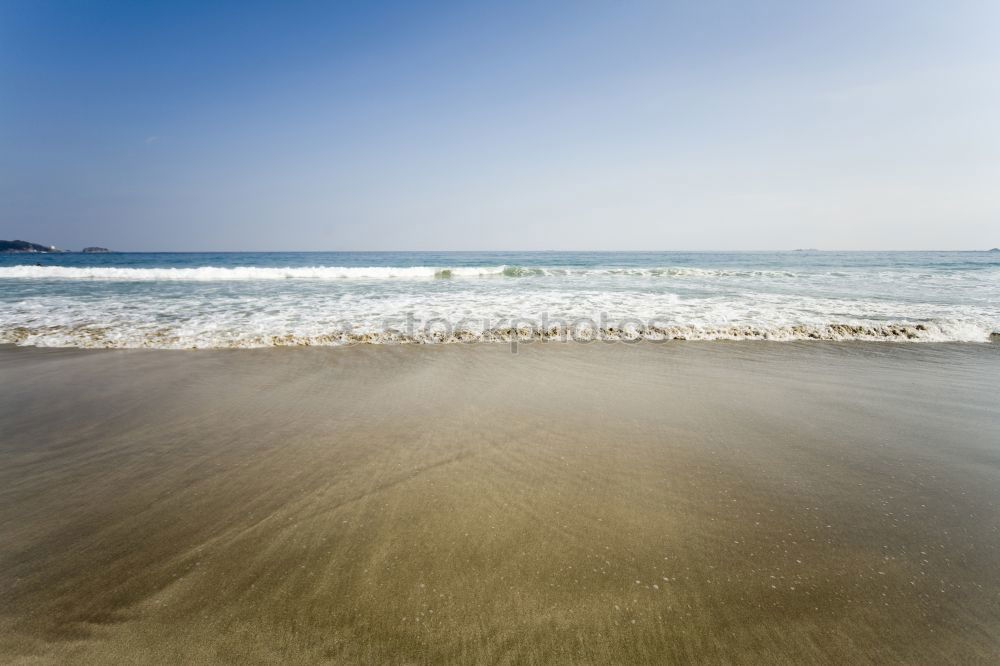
13, 248, 1000, 254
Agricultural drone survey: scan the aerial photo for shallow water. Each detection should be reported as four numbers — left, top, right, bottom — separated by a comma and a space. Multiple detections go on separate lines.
1, 251, 997, 347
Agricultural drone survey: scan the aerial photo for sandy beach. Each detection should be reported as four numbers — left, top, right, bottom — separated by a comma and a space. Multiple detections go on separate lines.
1, 341, 999, 663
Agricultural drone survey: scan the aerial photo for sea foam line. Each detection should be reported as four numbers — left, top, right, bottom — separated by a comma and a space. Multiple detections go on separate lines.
1, 320, 993, 349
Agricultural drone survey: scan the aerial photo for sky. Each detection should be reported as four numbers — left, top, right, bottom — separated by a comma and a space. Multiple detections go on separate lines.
1, 0, 998, 251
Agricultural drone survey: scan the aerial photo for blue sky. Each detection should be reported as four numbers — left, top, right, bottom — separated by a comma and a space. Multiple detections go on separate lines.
1, 0, 998, 250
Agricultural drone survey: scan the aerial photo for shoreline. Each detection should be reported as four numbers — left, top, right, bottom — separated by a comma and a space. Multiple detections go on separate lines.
2, 326, 998, 350
2, 341, 999, 662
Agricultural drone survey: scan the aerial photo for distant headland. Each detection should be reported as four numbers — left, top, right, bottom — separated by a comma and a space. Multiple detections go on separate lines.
0, 240, 61, 253
0, 240, 112, 253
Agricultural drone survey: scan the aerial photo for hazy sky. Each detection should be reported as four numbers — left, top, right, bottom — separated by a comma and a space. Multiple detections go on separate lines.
1, 1, 998, 251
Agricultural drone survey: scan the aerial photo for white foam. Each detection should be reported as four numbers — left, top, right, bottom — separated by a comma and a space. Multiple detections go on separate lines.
0, 264, 869, 281
0, 265, 510, 281
2, 261, 997, 348
0, 286, 995, 349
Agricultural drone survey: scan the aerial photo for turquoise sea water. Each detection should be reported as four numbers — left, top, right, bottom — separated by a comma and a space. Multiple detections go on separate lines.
1, 251, 997, 347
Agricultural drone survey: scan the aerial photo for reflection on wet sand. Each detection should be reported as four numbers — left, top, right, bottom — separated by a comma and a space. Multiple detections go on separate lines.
1, 342, 999, 663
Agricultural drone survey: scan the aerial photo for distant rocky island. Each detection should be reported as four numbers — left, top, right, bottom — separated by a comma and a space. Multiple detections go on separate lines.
1, 240, 113, 253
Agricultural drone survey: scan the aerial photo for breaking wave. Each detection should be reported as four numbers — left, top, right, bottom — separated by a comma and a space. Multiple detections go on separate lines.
0, 264, 813, 281
2, 253, 996, 350
0, 265, 511, 280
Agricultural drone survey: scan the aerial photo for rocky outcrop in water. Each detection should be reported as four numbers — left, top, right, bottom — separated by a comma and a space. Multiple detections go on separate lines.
82, 247, 111, 253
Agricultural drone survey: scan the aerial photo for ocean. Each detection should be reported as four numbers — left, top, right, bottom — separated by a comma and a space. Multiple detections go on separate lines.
1, 251, 997, 348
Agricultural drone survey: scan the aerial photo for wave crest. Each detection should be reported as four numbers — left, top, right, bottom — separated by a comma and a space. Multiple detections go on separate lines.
0, 264, 804, 281
0, 265, 520, 281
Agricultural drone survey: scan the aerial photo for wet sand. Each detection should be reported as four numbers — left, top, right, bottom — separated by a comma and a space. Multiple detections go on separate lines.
1, 341, 999, 664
